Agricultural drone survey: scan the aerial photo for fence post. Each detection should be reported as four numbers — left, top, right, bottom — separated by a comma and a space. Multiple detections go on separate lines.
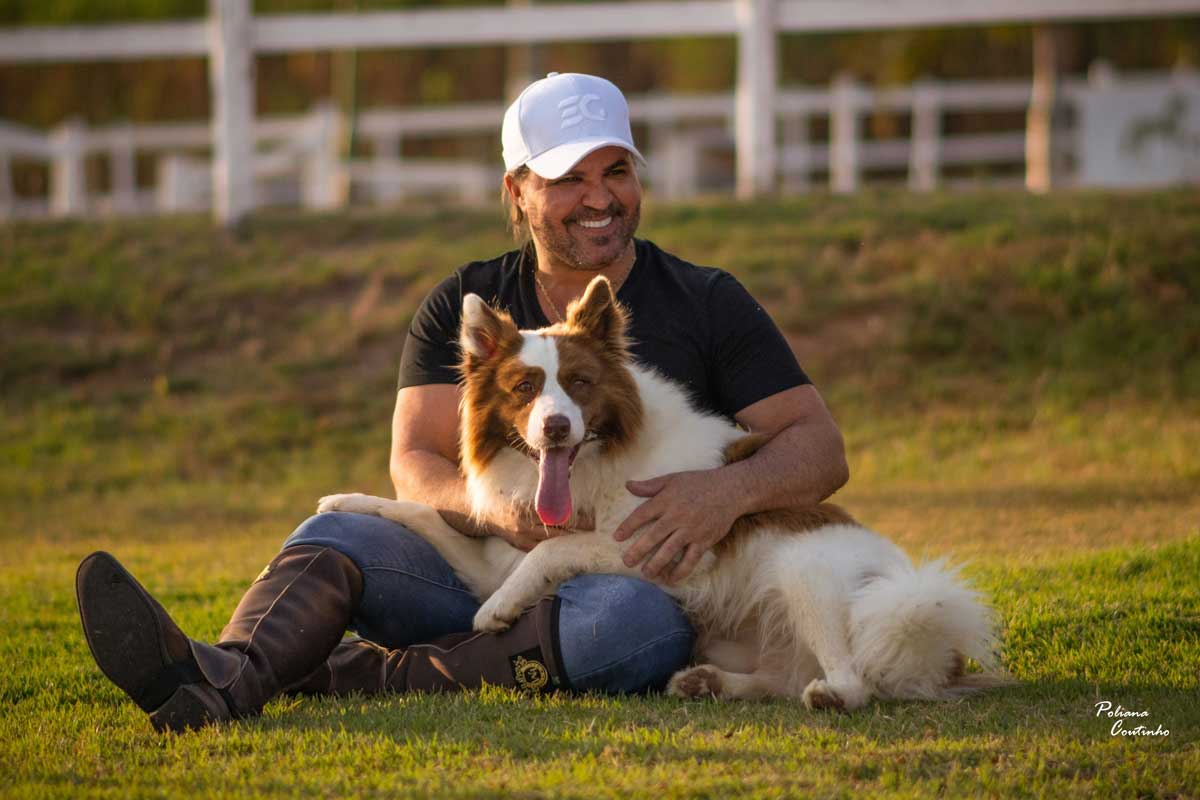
158, 155, 186, 213
908, 79, 941, 192
209, 0, 255, 225
830, 74, 861, 194
735, 0, 777, 198
51, 116, 87, 217
303, 101, 346, 210
372, 131, 403, 204
505, 0, 543, 102
1025, 24, 1059, 193
0, 150, 12, 218
647, 119, 669, 196
780, 111, 810, 194
158, 154, 209, 213
461, 168, 492, 205
110, 122, 138, 215
666, 133, 701, 201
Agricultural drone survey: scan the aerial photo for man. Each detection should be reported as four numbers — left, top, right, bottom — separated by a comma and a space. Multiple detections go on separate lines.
75, 73, 848, 733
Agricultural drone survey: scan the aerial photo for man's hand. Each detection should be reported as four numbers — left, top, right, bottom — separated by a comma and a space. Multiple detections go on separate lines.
613, 469, 741, 584
489, 506, 595, 552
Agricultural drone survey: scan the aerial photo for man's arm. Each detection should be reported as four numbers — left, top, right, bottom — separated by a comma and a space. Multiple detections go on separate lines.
613, 384, 848, 583
390, 384, 569, 551
390, 384, 481, 532
723, 383, 848, 511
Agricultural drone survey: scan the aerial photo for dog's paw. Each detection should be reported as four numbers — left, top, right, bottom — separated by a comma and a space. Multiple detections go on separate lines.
667, 665, 724, 699
317, 493, 383, 516
802, 678, 869, 711
473, 597, 521, 633
802, 679, 845, 711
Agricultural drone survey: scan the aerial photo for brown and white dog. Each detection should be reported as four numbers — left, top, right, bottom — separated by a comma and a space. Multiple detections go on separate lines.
319, 277, 1003, 708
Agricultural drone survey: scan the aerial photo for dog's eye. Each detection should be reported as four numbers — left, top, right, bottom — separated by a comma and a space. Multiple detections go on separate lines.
572, 378, 592, 387
514, 381, 533, 394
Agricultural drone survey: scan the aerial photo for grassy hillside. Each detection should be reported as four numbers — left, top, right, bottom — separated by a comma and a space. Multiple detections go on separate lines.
2, 190, 1196, 556
1, 190, 1198, 797
6, 190, 1199, 401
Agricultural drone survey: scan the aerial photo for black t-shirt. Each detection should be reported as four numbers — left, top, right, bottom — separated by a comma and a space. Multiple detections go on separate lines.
398, 239, 810, 419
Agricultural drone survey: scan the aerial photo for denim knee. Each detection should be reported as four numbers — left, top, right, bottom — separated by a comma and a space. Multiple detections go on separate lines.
283, 511, 457, 582
281, 512, 479, 647
283, 511, 349, 550
556, 574, 695, 694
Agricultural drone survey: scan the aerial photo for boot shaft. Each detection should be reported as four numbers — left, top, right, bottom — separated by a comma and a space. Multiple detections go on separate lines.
290, 596, 568, 697
214, 544, 364, 713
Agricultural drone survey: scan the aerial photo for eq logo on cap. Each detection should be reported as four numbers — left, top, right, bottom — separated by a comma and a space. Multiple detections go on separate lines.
558, 94, 606, 128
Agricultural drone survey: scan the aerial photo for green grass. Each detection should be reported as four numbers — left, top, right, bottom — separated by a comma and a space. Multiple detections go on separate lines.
1, 190, 1198, 797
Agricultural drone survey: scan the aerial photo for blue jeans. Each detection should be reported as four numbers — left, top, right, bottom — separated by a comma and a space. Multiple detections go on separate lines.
282, 511, 695, 693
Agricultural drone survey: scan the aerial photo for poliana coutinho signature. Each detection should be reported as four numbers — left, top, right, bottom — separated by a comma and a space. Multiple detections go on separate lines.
1094, 700, 1171, 737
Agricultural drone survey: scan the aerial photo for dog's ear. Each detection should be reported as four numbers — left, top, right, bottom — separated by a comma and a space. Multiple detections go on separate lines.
566, 276, 629, 352
460, 294, 517, 361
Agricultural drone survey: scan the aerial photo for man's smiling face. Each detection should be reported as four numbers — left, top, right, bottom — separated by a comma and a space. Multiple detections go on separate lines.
509, 146, 642, 271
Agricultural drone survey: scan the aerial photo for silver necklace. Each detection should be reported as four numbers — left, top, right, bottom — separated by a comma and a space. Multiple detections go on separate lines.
533, 245, 636, 324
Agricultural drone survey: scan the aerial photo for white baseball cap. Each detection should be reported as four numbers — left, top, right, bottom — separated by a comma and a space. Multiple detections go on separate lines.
502, 72, 646, 179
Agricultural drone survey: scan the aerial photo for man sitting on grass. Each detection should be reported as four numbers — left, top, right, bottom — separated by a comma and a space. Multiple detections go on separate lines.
75, 72, 848, 732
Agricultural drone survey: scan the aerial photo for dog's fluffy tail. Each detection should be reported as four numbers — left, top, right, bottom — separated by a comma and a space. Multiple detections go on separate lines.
849, 561, 1005, 700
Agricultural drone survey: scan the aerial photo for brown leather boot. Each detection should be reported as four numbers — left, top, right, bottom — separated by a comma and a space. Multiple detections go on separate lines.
76, 545, 362, 733
289, 596, 569, 697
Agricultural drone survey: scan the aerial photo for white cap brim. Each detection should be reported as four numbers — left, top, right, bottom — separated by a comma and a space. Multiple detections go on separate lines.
525, 137, 647, 180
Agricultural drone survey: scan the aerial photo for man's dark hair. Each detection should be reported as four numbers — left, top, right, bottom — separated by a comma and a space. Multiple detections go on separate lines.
502, 165, 532, 244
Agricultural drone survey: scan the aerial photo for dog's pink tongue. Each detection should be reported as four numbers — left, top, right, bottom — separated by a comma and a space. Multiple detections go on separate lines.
536, 447, 573, 527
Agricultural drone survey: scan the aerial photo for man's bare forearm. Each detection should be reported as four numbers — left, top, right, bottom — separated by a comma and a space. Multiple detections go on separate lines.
719, 418, 849, 517
391, 450, 499, 538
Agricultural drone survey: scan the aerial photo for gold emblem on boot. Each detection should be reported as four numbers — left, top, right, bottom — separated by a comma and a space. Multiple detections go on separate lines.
513, 655, 549, 693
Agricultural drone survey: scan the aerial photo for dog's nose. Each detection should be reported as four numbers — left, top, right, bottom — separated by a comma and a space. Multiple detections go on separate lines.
543, 414, 571, 444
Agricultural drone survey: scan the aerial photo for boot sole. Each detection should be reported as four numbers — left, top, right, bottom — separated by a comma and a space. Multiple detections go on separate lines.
76, 551, 229, 731
149, 684, 230, 733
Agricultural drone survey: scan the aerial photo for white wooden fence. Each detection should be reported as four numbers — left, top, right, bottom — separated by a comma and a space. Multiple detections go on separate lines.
3, 66, 1198, 220
2, 0, 1199, 223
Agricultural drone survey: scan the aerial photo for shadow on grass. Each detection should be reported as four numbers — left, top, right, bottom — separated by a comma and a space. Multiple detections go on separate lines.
239, 676, 1194, 759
